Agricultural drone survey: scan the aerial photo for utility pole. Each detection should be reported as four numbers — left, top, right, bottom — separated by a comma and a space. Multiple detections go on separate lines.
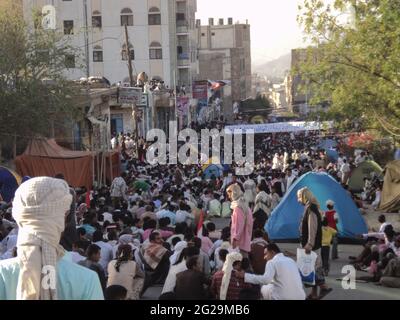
124, 24, 134, 87
83, 0, 90, 78
124, 24, 139, 155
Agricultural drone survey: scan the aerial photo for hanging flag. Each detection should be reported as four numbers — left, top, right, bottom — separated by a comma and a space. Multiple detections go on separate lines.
208, 80, 231, 91
85, 190, 91, 207
197, 210, 204, 238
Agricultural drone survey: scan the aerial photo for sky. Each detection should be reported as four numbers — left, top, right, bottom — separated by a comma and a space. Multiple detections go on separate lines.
196, 0, 306, 66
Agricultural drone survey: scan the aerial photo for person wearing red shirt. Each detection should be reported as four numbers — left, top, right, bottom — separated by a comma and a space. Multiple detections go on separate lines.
324, 200, 339, 260
210, 253, 253, 300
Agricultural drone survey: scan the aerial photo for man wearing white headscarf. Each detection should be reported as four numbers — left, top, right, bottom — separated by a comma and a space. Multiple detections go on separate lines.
161, 245, 198, 295
221, 253, 242, 300
169, 241, 187, 265
0, 177, 103, 300
211, 252, 252, 300
226, 184, 254, 258
213, 241, 232, 270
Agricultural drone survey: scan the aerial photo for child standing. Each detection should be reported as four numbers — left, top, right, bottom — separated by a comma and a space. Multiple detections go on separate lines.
321, 218, 337, 276
324, 200, 339, 259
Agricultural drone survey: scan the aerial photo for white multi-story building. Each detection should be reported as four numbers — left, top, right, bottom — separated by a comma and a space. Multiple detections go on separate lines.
22, 0, 198, 132
22, 0, 197, 88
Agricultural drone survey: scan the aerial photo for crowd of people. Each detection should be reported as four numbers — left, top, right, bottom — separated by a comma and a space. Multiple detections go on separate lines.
351, 214, 400, 287
0, 128, 399, 300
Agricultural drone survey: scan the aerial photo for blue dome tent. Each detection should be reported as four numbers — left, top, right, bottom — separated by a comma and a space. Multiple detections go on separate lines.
318, 139, 338, 150
201, 157, 230, 179
318, 139, 339, 162
203, 164, 224, 179
325, 149, 339, 162
0, 166, 22, 203
266, 172, 368, 240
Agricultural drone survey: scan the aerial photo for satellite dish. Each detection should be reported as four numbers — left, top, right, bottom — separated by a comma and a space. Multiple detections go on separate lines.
42, 5, 56, 30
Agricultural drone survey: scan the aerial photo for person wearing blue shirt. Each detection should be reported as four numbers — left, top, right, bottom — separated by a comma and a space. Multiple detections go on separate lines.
0, 252, 104, 300
0, 177, 104, 300
156, 206, 177, 225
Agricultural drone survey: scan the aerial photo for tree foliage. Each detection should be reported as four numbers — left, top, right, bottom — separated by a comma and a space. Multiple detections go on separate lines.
241, 94, 272, 111
297, 0, 400, 136
0, 1, 81, 142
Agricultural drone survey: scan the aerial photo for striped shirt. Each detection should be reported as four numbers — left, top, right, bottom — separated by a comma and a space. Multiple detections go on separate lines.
211, 270, 252, 300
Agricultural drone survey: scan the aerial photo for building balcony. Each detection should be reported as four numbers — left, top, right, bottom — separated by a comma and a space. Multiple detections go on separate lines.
178, 54, 190, 67
153, 91, 175, 108
178, 61, 190, 68
177, 60, 190, 68
176, 25, 189, 34
176, 1, 187, 11
176, 20, 189, 34
178, 52, 189, 59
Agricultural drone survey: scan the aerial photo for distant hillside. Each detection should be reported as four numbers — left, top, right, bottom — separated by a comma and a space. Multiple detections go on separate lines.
253, 53, 291, 80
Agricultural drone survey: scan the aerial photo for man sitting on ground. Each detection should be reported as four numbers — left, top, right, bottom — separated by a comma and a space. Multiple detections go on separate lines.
236, 243, 306, 300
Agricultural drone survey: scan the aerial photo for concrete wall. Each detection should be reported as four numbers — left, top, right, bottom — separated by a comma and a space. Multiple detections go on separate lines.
197, 21, 252, 117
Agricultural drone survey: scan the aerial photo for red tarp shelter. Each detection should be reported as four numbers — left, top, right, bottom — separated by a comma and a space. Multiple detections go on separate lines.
15, 139, 120, 189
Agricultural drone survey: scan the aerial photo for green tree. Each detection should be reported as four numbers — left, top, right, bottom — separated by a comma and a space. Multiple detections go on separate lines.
296, 0, 400, 136
241, 94, 272, 111
0, 1, 81, 159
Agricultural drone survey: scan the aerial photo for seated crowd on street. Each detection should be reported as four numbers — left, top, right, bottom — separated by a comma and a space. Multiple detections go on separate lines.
0, 127, 399, 300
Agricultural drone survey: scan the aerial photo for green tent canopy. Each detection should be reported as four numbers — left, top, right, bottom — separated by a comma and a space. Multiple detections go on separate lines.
132, 180, 150, 192
379, 160, 400, 213
348, 161, 383, 192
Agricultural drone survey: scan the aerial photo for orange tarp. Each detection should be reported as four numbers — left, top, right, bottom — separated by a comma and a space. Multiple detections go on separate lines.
16, 139, 121, 189
15, 139, 94, 189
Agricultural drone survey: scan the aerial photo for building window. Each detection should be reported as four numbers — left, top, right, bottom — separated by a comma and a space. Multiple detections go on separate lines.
65, 54, 75, 68
121, 8, 133, 26
63, 20, 74, 35
150, 49, 162, 60
211, 32, 215, 36
201, 33, 205, 36
240, 58, 245, 73
148, 7, 161, 25
93, 46, 103, 62
92, 10, 102, 28
121, 43, 135, 61
176, 13, 186, 27
149, 41, 162, 60
176, 13, 185, 21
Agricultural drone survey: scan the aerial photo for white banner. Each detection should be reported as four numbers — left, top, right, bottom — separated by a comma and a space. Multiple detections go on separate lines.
224, 121, 333, 134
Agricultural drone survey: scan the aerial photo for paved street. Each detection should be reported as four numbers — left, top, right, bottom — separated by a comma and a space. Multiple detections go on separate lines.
142, 218, 400, 300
